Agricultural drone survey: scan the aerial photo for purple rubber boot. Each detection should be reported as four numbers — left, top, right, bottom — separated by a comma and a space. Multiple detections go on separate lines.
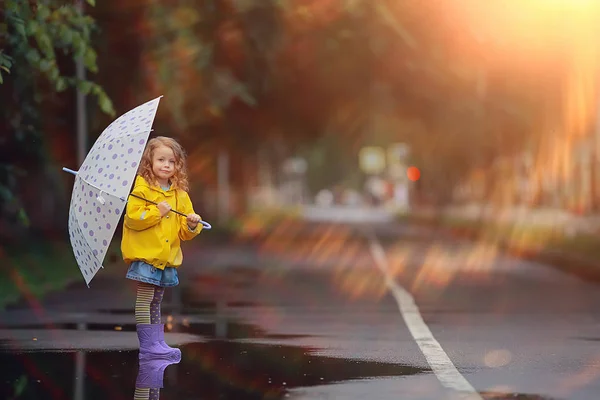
137, 324, 181, 362
157, 324, 182, 360
135, 358, 178, 389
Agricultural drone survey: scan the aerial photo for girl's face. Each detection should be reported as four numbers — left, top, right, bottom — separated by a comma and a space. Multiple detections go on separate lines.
152, 145, 176, 186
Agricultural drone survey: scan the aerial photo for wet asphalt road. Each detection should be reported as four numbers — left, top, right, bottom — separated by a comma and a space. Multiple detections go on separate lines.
2, 224, 600, 400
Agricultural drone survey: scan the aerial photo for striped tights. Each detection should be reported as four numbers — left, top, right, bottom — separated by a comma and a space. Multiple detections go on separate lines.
134, 282, 165, 399
135, 282, 165, 325
133, 388, 159, 400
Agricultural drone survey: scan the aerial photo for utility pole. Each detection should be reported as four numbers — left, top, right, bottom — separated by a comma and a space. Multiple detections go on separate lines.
76, 0, 87, 166
592, 93, 600, 211
217, 151, 230, 224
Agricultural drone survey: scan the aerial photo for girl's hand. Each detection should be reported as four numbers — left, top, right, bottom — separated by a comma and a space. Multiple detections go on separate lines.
186, 213, 201, 229
157, 201, 171, 217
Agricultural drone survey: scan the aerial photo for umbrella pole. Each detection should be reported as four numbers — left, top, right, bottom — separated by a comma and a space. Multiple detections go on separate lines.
128, 193, 212, 229
60, 169, 211, 228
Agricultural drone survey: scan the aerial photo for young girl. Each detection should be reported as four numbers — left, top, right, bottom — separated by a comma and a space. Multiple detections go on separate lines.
121, 136, 202, 362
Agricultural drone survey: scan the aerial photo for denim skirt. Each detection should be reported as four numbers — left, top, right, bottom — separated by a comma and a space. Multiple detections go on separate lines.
126, 260, 179, 287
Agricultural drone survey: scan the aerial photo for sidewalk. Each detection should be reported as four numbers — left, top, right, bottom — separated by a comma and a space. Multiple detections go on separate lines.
0, 219, 398, 352
0, 242, 263, 351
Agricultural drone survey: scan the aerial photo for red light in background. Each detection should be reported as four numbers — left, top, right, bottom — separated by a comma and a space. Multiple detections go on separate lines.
407, 166, 421, 181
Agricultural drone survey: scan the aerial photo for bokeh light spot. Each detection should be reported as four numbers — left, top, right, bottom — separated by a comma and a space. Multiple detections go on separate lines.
407, 166, 421, 182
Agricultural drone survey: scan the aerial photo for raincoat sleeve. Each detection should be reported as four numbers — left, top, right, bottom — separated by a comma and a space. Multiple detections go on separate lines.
124, 185, 162, 231
178, 191, 202, 241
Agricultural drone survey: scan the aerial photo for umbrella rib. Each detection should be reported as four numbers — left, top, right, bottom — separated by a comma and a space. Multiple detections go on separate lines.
78, 175, 128, 202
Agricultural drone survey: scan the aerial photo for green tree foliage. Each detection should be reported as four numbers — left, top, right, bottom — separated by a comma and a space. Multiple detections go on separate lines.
131, 0, 542, 169
0, 0, 114, 232
0, 0, 556, 232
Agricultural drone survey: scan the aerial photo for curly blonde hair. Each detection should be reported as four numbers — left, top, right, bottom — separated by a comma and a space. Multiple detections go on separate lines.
138, 136, 189, 192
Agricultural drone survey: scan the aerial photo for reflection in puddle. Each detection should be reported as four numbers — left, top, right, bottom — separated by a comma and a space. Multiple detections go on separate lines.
0, 341, 427, 399
135, 358, 179, 400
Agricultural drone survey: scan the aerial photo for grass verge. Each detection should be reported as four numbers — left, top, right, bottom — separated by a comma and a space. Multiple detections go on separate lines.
0, 237, 128, 310
0, 240, 82, 310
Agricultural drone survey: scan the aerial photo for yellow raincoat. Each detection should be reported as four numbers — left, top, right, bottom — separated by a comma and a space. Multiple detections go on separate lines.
121, 175, 201, 269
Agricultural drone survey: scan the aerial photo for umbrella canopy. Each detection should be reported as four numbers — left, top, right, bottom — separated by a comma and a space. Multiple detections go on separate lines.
65, 96, 162, 285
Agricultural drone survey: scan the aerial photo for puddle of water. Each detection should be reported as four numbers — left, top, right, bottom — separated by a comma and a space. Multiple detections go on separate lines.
0, 340, 427, 400
0, 350, 138, 400
481, 392, 561, 400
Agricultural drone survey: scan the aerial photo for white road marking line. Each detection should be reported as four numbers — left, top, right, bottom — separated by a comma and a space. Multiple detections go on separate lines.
368, 236, 482, 399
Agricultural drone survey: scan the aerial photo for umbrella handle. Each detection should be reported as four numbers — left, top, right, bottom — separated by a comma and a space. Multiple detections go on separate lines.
128, 193, 212, 229
63, 167, 78, 176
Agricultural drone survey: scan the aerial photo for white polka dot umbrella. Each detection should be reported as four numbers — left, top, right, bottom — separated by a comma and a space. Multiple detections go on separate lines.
61, 96, 163, 286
